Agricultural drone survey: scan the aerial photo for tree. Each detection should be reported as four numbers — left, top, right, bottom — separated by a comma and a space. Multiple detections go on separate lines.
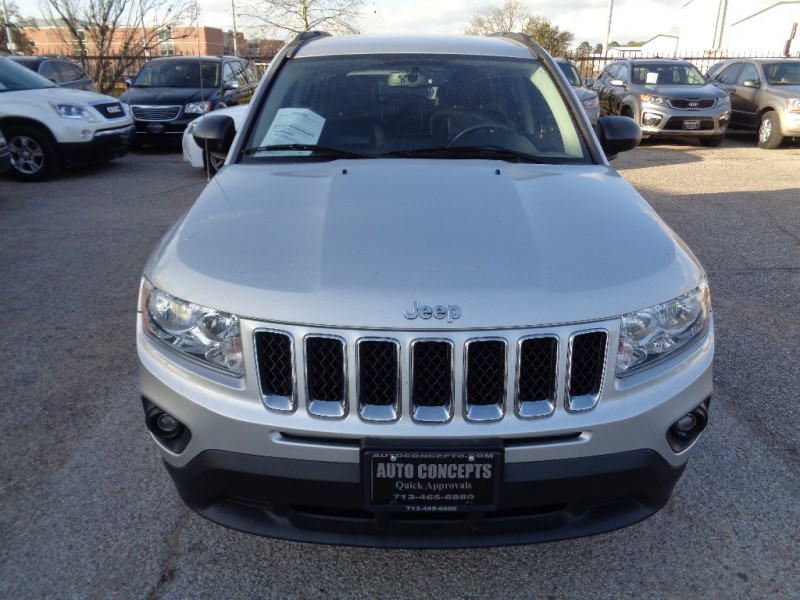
464, 2, 575, 57
238, 0, 364, 38
524, 16, 574, 56
464, 0, 532, 36
41, 0, 199, 94
575, 41, 591, 56
593, 43, 603, 54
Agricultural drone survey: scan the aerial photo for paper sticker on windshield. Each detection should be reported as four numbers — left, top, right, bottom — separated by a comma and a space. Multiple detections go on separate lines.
646, 72, 659, 84
262, 108, 325, 147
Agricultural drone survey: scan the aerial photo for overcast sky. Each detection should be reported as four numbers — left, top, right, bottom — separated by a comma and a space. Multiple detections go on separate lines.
13, 0, 681, 49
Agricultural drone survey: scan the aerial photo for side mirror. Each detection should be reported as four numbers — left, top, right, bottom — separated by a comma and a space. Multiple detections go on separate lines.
742, 79, 760, 89
192, 113, 237, 156
584, 76, 594, 88
610, 79, 625, 87
596, 115, 641, 160
224, 81, 239, 90
125, 79, 132, 88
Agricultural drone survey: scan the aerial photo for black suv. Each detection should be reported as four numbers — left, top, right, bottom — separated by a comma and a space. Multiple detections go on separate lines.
7, 56, 96, 91
119, 56, 258, 146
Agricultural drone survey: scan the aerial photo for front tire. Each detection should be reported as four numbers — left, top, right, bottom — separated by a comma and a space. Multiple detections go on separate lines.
757, 111, 783, 149
699, 135, 724, 147
6, 124, 60, 182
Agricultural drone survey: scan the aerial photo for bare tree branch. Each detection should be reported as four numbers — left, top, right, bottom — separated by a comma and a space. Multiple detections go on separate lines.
40, 0, 198, 93
237, 0, 363, 38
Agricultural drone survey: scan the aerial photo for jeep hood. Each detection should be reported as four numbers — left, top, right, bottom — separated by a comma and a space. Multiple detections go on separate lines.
146, 160, 705, 329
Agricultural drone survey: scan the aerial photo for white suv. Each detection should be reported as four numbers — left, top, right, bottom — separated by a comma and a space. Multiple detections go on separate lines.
0, 57, 133, 181
137, 32, 714, 548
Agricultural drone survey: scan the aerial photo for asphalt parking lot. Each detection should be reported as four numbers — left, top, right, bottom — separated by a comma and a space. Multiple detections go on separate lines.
1, 134, 799, 599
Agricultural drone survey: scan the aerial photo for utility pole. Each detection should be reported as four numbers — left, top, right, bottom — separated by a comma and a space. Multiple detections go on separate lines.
231, 0, 239, 56
604, 0, 614, 55
2, 0, 17, 53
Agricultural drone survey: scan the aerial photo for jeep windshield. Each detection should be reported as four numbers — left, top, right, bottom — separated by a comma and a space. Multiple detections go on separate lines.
131, 60, 220, 88
242, 54, 591, 164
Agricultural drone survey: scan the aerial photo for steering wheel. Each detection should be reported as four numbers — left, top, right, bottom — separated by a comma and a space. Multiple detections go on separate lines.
447, 123, 513, 147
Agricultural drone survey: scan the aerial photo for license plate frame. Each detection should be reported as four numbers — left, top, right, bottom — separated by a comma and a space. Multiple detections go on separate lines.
683, 119, 701, 130
363, 449, 502, 513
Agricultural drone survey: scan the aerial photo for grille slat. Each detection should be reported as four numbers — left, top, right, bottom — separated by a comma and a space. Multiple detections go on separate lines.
255, 330, 295, 412
131, 105, 181, 121
358, 339, 400, 422
465, 339, 506, 422
306, 336, 347, 418
411, 340, 453, 423
254, 327, 609, 423
517, 336, 558, 418
567, 331, 608, 412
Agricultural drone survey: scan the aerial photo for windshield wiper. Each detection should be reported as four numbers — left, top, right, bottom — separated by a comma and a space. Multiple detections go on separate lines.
378, 146, 546, 163
243, 144, 376, 159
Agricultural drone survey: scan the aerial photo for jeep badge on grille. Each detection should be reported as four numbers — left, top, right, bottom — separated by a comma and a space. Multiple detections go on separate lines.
403, 301, 461, 323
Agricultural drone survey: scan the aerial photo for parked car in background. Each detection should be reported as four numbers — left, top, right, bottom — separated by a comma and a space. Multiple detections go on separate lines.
119, 56, 257, 146
707, 58, 800, 149
182, 104, 248, 173
555, 57, 599, 125
0, 128, 11, 174
7, 55, 96, 91
139, 32, 715, 548
594, 58, 730, 146
0, 57, 133, 181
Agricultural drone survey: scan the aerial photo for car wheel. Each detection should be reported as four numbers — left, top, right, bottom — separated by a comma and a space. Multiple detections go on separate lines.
699, 135, 723, 147
6, 125, 60, 182
202, 150, 226, 174
757, 112, 783, 149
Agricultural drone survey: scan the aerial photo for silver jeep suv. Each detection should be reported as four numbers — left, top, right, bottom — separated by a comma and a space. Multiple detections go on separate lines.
138, 32, 713, 548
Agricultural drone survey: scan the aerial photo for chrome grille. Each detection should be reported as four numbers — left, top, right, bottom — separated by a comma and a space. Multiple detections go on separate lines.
130, 105, 181, 121
253, 326, 609, 424
667, 98, 716, 110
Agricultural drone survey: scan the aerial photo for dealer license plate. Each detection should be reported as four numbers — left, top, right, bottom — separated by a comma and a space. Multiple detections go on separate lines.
364, 449, 501, 512
683, 119, 700, 130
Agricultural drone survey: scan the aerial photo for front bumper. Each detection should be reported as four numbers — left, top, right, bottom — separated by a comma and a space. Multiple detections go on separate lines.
640, 106, 729, 137
132, 117, 196, 144
58, 125, 133, 167
162, 445, 687, 548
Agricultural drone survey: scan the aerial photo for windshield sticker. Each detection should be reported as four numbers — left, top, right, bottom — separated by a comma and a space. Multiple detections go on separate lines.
261, 108, 325, 152
646, 72, 659, 84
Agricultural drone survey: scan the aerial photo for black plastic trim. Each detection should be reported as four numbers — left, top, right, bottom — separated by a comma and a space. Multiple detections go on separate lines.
163, 447, 687, 548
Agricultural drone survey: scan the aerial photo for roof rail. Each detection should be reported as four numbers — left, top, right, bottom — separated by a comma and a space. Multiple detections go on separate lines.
285, 31, 331, 59
489, 32, 549, 61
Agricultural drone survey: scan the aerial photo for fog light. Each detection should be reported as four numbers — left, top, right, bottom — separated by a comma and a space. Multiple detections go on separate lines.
667, 400, 710, 452
642, 112, 662, 127
156, 413, 179, 434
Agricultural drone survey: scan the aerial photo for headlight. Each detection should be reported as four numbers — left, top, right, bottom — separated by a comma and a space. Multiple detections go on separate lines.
185, 101, 212, 115
640, 94, 666, 106
716, 95, 731, 108
141, 280, 244, 376
582, 95, 599, 109
787, 98, 800, 113
49, 102, 96, 122
616, 282, 710, 377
